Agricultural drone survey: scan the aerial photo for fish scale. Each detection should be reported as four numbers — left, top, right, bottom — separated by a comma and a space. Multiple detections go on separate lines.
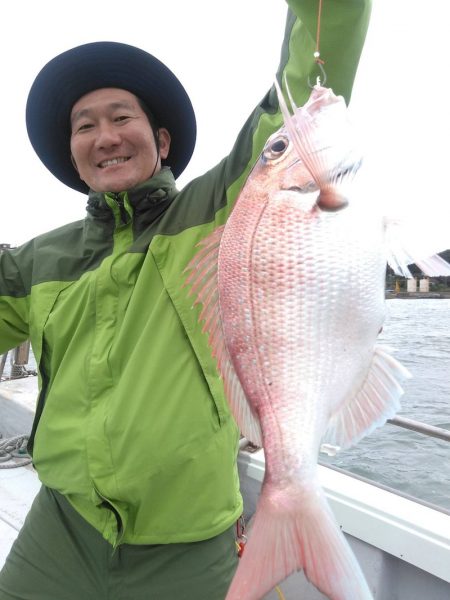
222, 196, 383, 407
185, 84, 450, 599
219, 189, 380, 599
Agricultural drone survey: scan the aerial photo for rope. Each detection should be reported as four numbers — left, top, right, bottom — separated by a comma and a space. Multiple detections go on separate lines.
0, 434, 32, 469
275, 585, 286, 600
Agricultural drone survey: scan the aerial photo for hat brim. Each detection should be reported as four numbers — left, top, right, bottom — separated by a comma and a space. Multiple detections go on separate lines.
26, 41, 197, 194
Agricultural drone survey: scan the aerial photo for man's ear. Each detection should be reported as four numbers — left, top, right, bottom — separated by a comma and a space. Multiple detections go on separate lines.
158, 128, 171, 160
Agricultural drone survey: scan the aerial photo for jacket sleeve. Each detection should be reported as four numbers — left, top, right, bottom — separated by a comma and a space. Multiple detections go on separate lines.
148, 0, 372, 400
219, 0, 372, 218
0, 249, 30, 354
284, 0, 372, 104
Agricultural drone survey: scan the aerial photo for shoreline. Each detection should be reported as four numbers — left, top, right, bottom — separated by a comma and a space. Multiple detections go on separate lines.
386, 292, 450, 299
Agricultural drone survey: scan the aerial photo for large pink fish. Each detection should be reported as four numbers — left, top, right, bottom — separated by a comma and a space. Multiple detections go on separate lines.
185, 84, 450, 600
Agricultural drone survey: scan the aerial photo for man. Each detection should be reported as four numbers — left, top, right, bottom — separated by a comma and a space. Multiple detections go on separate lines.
70, 88, 172, 194
0, 1, 371, 598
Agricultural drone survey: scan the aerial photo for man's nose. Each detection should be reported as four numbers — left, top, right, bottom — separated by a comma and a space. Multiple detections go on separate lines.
95, 122, 121, 148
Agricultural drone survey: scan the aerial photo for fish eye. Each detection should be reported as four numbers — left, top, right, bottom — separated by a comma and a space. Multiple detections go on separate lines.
263, 135, 290, 161
271, 139, 287, 153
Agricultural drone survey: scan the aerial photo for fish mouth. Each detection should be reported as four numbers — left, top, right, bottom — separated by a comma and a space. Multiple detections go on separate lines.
317, 190, 349, 212
284, 159, 362, 212
316, 159, 362, 212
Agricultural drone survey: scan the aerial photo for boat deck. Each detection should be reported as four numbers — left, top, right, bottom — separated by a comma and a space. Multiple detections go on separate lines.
0, 377, 37, 436
0, 377, 40, 567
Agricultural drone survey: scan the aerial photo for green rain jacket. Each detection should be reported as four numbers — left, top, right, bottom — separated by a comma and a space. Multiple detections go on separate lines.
0, 0, 371, 546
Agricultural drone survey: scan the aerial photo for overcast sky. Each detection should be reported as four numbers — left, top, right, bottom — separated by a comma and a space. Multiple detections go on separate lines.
1, 0, 449, 246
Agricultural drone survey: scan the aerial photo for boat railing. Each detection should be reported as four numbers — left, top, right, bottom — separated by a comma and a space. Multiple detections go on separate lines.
240, 416, 450, 454
387, 415, 450, 443
240, 414, 450, 516
0, 342, 36, 381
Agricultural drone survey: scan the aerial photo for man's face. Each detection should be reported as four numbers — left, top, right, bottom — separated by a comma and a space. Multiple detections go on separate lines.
70, 88, 170, 193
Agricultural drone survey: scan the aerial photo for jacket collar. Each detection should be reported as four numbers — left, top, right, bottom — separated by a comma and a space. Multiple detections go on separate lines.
85, 167, 178, 225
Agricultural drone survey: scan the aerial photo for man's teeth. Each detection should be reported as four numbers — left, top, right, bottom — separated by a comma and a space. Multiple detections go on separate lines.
100, 157, 129, 168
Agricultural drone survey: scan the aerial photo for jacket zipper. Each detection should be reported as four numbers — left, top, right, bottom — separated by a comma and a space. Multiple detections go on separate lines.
104, 192, 132, 228
111, 193, 130, 227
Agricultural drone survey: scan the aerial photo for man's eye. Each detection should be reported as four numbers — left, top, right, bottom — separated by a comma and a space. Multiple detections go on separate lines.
115, 115, 131, 122
77, 123, 93, 132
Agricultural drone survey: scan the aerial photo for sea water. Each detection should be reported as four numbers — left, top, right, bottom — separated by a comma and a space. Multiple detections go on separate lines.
321, 298, 450, 512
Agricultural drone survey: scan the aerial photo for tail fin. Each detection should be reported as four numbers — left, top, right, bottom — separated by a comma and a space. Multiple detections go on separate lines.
225, 482, 373, 600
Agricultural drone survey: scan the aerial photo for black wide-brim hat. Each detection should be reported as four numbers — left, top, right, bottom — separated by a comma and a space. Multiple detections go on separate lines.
26, 41, 197, 194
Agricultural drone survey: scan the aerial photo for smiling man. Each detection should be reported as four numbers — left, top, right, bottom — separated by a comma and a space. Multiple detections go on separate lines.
0, 2, 372, 599
70, 88, 171, 192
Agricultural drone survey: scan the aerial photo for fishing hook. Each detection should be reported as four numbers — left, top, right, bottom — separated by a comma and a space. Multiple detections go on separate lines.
308, 60, 327, 88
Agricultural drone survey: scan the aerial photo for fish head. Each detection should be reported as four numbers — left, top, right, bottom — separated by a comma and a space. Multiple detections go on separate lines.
256, 126, 320, 201
275, 82, 364, 212
249, 121, 359, 215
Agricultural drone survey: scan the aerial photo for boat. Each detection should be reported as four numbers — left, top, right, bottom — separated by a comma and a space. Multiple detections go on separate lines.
1, 372, 449, 598
0, 375, 40, 569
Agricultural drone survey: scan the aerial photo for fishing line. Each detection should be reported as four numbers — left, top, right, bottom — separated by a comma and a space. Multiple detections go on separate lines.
309, 0, 327, 87
314, 0, 324, 62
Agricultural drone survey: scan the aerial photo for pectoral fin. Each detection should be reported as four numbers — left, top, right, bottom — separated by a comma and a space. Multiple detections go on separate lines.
322, 345, 411, 450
